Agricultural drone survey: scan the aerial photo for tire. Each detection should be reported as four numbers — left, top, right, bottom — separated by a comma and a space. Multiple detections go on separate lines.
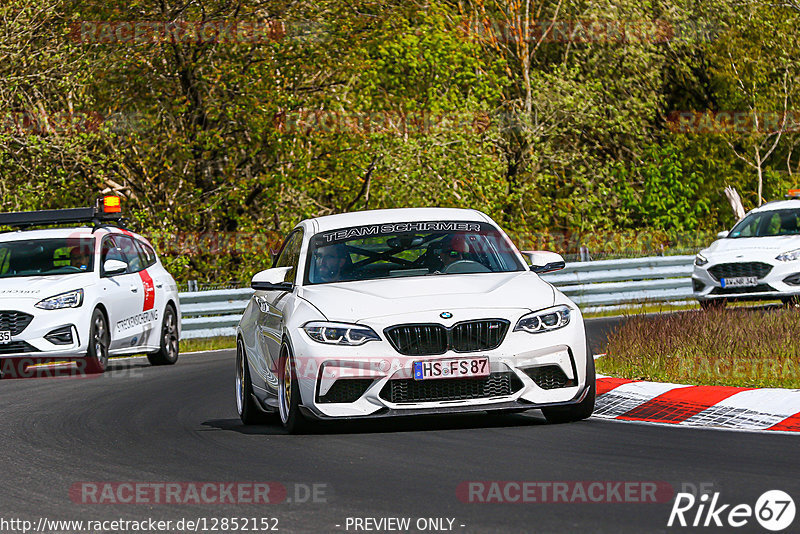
541, 354, 596, 424
699, 299, 726, 310
278, 341, 311, 434
147, 304, 179, 366
236, 339, 272, 425
84, 308, 110, 374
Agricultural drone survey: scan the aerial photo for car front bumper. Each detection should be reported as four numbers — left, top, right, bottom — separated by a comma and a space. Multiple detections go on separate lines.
0, 300, 91, 359
288, 310, 590, 419
693, 260, 800, 301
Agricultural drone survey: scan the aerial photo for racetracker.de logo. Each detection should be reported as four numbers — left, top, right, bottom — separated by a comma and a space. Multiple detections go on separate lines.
459, 19, 674, 44
0, 111, 103, 135
457, 481, 674, 503
70, 482, 287, 504
69, 20, 286, 44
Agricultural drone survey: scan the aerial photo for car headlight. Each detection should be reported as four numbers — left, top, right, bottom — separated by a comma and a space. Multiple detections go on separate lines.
303, 321, 380, 346
34, 289, 84, 310
694, 254, 709, 266
776, 249, 800, 262
514, 305, 571, 334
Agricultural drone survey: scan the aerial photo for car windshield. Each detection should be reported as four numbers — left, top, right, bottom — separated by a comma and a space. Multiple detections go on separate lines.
728, 209, 800, 238
0, 238, 96, 278
304, 221, 525, 285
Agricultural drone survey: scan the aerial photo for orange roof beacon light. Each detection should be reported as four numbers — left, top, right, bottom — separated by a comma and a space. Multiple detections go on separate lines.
102, 195, 122, 214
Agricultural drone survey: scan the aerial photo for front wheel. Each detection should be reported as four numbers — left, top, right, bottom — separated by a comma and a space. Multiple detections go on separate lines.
236, 339, 272, 425
541, 355, 596, 424
84, 308, 110, 374
278, 342, 311, 434
147, 304, 179, 366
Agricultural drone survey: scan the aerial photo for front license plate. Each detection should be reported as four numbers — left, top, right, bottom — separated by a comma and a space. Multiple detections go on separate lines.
0, 331, 10, 344
413, 357, 490, 380
721, 276, 758, 288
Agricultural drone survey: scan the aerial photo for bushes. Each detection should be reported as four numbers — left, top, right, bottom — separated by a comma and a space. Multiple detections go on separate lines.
599, 307, 800, 388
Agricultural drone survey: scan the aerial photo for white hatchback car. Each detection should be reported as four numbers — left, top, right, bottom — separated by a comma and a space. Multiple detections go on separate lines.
236, 207, 594, 432
0, 198, 180, 376
694, 194, 800, 307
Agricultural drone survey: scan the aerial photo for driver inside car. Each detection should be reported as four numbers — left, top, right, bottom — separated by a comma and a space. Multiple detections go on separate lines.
69, 245, 93, 271
428, 234, 470, 273
313, 245, 351, 283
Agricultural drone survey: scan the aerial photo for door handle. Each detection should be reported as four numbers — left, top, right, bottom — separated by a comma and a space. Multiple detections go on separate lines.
254, 296, 269, 313
155, 282, 164, 288
129, 285, 139, 293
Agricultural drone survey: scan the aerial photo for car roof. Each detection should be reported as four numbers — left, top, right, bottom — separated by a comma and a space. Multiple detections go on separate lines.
750, 199, 800, 213
305, 207, 492, 233
0, 226, 147, 244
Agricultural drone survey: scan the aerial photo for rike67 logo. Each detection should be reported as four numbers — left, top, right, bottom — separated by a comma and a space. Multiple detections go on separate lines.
668, 490, 795, 531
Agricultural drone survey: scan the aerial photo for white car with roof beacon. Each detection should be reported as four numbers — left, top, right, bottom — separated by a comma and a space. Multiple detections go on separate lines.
0, 197, 180, 376
236, 207, 594, 432
694, 190, 800, 307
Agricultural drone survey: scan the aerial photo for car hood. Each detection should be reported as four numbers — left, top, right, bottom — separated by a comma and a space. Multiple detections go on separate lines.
703, 236, 800, 259
0, 274, 94, 301
298, 271, 556, 322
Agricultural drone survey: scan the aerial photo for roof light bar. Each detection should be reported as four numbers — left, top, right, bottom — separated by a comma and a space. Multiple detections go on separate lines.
0, 197, 125, 229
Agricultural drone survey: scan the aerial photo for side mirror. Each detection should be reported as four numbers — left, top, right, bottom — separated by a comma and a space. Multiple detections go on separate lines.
103, 259, 128, 276
251, 266, 294, 291
522, 251, 566, 274
717, 230, 729, 239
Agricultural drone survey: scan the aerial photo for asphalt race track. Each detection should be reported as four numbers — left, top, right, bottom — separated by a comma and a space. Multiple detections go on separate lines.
0, 318, 798, 533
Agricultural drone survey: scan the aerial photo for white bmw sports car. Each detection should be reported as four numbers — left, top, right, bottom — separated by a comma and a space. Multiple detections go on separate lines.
236, 208, 594, 432
694, 193, 800, 307
0, 198, 180, 376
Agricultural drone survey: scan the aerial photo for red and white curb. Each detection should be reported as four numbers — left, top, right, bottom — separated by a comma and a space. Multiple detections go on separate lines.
594, 376, 800, 433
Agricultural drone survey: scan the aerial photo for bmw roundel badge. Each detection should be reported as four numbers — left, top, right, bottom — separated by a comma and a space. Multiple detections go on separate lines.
440, 312, 453, 319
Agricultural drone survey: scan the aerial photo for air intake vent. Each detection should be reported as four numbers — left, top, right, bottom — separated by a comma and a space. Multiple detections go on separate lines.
524, 365, 573, 390
385, 320, 510, 356
317, 379, 374, 404
708, 262, 772, 281
379, 372, 523, 403
0, 341, 40, 355
0, 311, 34, 336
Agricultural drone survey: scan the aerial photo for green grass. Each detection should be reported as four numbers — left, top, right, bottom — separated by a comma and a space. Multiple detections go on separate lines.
180, 336, 237, 353
583, 302, 700, 318
596, 307, 800, 388
582, 300, 784, 319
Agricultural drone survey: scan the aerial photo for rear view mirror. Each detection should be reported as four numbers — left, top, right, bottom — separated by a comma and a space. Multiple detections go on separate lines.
103, 259, 127, 276
521, 251, 566, 274
717, 230, 729, 239
251, 266, 294, 291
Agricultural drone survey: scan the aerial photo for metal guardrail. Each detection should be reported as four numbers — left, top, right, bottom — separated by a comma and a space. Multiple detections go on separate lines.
540, 255, 695, 308
179, 255, 696, 338
180, 288, 253, 339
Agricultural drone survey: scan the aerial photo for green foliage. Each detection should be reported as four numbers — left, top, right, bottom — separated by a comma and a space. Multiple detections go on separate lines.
600, 308, 800, 388
615, 143, 710, 232
1, 0, 800, 281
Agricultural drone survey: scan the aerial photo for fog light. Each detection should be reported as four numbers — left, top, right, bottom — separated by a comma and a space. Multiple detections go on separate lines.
44, 325, 74, 345
692, 278, 705, 292
783, 273, 800, 286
